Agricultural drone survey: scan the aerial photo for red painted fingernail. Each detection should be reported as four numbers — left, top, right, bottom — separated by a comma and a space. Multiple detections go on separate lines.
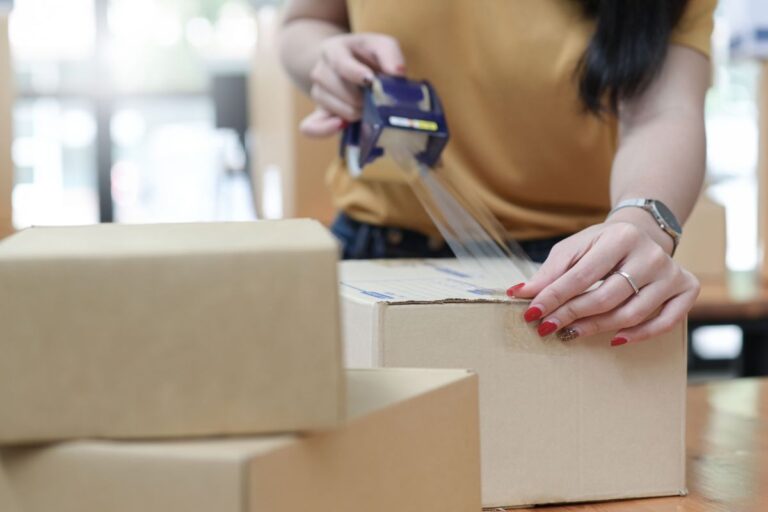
538, 321, 558, 337
506, 283, 525, 297
610, 337, 628, 347
339, 120, 349, 129
523, 306, 543, 322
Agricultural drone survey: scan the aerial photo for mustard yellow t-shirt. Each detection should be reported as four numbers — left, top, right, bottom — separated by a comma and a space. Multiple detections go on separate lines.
327, 0, 716, 239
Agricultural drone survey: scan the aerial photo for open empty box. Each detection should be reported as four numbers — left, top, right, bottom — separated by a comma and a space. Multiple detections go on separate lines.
2, 368, 481, 512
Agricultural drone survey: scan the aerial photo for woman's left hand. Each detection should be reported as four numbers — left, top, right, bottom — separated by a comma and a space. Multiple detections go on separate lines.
508, 213, 700, 346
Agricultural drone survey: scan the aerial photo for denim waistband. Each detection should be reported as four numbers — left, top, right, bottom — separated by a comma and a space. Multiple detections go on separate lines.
330, 213, 570, 264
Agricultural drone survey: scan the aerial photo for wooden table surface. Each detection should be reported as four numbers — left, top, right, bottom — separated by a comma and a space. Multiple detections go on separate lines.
689, 273, 768, 321
512, 378, 768, 512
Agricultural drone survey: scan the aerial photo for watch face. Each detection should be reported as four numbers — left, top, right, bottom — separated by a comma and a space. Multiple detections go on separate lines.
651, 201, 682, 234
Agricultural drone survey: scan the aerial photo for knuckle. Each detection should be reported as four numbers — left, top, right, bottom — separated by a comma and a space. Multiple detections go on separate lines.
619, 307, 647, 327
656, 316, 677, 333
648, 244, 669, 265
615, 223, 642, 244
309, 65, 324, 83
579, 317, 610, 337
577, 318, 600, 337
570, 268, 593, 291
592, 289, 615, 312
546, 287, 567, 306
557, 304, 578, 324
309, 85, 322, 102
320, 44, 333, 62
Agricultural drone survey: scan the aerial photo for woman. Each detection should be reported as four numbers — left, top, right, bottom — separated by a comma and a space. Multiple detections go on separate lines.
280, 0, 715, 346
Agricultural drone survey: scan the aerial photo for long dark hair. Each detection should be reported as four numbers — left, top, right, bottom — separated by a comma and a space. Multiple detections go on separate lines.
576, 0, 690, 115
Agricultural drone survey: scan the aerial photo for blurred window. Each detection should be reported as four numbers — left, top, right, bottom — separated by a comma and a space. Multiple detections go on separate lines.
9, 0, 260, 227
705, 4, 763, 272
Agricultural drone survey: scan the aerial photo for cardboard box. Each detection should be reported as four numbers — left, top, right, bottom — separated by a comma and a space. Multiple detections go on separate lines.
341, 259, 687, 509
0, 462, 21, 512
249, 8, 338, 225
2, 368, 481, 512
0, 13, 14, 239
675, 194, 727, 282
0, 220, 344, 444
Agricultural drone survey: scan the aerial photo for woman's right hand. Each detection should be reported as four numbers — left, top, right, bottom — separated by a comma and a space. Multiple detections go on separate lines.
301, 33, 406, 138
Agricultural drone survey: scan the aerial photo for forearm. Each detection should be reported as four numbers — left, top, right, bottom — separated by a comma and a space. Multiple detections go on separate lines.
280, 19, 347, 94
607, 45, 710, 253
610, 108, 706, 222
607, 107, 706, 253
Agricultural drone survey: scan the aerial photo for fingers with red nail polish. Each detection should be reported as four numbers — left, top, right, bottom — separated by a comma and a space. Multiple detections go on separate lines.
610, 336, 628, 347
538, 320, 558, 337
506, 283, 525, 297
524, 305, 543, 323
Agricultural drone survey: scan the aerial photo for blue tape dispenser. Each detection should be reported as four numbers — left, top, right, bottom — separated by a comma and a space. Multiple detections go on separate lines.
340, 75, 450, 178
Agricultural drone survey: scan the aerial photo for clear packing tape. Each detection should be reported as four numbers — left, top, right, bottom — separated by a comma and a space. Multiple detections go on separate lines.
386, 143, 537, 291
348, 77, 537, 291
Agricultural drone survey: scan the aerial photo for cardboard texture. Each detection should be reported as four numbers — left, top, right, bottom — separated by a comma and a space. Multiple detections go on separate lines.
249, 8, 337, 225
340, 259, 688, 509
0, 462, 21, 512
0, 220, 344, 444
2, 368, 481, 512
0, 14, 13, 239
675, 194, 727, 282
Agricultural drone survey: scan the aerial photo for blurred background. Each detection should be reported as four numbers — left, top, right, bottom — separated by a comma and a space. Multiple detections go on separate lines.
0, 0, 767, 380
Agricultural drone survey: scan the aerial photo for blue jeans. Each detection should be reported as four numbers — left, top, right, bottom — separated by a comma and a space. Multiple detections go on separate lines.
331, 213, 569, 264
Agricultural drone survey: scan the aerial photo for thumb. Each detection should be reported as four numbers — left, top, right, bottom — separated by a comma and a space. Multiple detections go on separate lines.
300, 108, 346, 138
350, 33, 407, 76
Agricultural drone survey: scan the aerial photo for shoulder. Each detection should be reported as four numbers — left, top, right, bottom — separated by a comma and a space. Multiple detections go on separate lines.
670, 0, 718, 58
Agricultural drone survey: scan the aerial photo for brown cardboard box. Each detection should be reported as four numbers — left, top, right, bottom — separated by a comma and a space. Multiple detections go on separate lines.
249, 8, 338, 225
0, 220, 344, 444
340, 259, 687, 509
2, 368, 481, 512
0, 462, 21, 512
0, 13, 14, 239
675, 194, 727, 282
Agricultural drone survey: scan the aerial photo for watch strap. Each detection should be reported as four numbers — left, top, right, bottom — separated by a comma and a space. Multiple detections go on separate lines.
608, 198, 681, 256
611, 198, 649, 212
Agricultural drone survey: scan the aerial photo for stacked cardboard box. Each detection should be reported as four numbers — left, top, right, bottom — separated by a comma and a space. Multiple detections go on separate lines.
0, 220, 344, 444
3, 369, 481, 512
341, 259, 688, 509
0, 220, 483, 511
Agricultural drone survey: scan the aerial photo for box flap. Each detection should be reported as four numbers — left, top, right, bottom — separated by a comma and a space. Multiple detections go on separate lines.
0, 219, 337, 260
2, 368, 481, 512
345, 368, 474, 418
340, 259, 525, 305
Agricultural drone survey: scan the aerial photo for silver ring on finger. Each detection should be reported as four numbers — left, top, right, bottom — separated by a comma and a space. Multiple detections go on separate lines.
612, 270, 640, 295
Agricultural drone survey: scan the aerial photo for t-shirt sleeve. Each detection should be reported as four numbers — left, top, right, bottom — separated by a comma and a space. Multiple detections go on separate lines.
670, 0, 718, 58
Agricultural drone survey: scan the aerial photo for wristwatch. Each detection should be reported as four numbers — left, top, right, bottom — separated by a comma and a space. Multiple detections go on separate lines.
609, 199, 682, 256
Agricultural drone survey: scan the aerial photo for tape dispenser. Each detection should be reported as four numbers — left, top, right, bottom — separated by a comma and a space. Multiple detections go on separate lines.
340, 75, 449, 179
